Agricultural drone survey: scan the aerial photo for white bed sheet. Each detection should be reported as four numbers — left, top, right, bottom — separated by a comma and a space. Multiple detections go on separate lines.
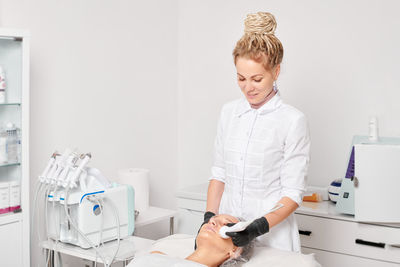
142, 234, 321, 267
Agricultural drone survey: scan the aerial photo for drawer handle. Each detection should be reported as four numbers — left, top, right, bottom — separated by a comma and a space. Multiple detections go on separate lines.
355, 239, 385, 248
299, 230, 312, 236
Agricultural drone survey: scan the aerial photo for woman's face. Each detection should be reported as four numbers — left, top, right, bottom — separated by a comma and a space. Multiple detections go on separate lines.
196, 214, 239, 254
235, 57, 280, 109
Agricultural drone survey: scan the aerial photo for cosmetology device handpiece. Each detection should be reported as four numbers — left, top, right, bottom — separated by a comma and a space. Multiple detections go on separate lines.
219, 203, 284, 239
58, 152, 79, 186
68, 153, 91, 188
50, 148, 72, 184
46, 154, 63, 184
39, 152, 57, 183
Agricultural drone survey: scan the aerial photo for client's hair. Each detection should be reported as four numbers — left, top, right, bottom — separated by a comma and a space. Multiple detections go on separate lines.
220, 218, 255, 267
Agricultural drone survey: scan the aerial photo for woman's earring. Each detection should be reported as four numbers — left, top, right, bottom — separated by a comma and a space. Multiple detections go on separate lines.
273, 81, 278, 92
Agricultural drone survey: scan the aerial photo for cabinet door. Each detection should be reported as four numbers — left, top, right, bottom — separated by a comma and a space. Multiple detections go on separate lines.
302, 247, 399, 267
177, 208, 204, 235
0, 221, 22, 267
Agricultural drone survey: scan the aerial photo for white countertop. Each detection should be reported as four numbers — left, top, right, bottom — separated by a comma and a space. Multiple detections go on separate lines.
135, 206, 178, 227
296, 201, 400, 228
296, 200, 354, 220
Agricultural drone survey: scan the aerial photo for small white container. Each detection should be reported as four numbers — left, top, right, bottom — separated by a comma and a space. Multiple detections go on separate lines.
0, 182, 10, 214
9, 181, 20, 212
5, 123, 19, 163
328, 179, 342, 202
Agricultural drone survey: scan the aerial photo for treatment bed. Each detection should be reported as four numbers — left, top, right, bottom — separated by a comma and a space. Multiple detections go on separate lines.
133, 234, 321, 267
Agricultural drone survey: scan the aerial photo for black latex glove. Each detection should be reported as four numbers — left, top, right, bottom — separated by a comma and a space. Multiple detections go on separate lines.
203, 211, 215, 225
194, 211, 215, 249
226, 217, 269, 247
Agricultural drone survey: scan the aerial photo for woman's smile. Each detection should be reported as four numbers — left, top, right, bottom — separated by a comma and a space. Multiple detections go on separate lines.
247, 93, 258, 98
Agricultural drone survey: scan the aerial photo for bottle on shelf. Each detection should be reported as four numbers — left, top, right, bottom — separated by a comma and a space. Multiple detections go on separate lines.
5, 122, 21, 164
0, 66, 6, 104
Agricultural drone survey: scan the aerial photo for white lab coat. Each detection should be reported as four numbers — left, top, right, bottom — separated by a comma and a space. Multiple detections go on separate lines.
210, 94, 310, 252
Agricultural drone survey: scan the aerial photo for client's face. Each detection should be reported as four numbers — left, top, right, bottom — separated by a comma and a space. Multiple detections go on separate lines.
196, 214, 239, 254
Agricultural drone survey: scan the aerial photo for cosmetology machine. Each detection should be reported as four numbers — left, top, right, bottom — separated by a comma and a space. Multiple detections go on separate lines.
336, 122, 400, 223
34, 148, 135, 266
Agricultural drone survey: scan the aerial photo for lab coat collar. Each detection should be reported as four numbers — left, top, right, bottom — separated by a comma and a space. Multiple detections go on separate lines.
235, 93, 282, 117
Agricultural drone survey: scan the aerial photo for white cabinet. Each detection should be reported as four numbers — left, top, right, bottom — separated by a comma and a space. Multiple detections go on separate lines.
176, 183, 400, 266
0, 218, 23, 267
0, 29, 30, 267
296, 201, 400, 267
176, 183, 208, 235
302, 247, 399, 267
177, 206, 204, 234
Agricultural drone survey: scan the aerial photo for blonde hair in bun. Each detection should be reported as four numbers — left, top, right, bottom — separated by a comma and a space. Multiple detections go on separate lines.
244, 12, 276, 35
233, 12, 283, 70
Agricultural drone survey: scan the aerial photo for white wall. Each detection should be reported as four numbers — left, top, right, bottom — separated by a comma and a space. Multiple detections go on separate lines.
177, 0, 400, 189
0, 0, 179, 266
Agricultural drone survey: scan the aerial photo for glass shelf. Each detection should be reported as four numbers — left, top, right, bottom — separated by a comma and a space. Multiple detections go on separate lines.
0, 103, 21, 106
0, 162, 20, 167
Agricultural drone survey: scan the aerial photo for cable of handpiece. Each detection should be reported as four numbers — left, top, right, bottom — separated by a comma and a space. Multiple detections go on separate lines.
105, 197, 121, 265
35, 151, 57, 265
46, 149, 69, 265
31, 180, 47, 267
88, 195, 104, 267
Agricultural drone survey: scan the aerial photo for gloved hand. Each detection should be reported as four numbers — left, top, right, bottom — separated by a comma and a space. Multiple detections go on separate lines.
202, 211, 216, 225
194, 211, 216, 249
226, 217, 269, 247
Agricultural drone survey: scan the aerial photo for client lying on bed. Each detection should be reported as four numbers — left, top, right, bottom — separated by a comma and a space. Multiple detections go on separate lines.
128, 214, 253, 267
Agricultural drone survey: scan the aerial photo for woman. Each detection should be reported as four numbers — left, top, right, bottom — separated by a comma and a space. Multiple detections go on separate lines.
200, 12, 310, 252
128, 214, 253, 267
